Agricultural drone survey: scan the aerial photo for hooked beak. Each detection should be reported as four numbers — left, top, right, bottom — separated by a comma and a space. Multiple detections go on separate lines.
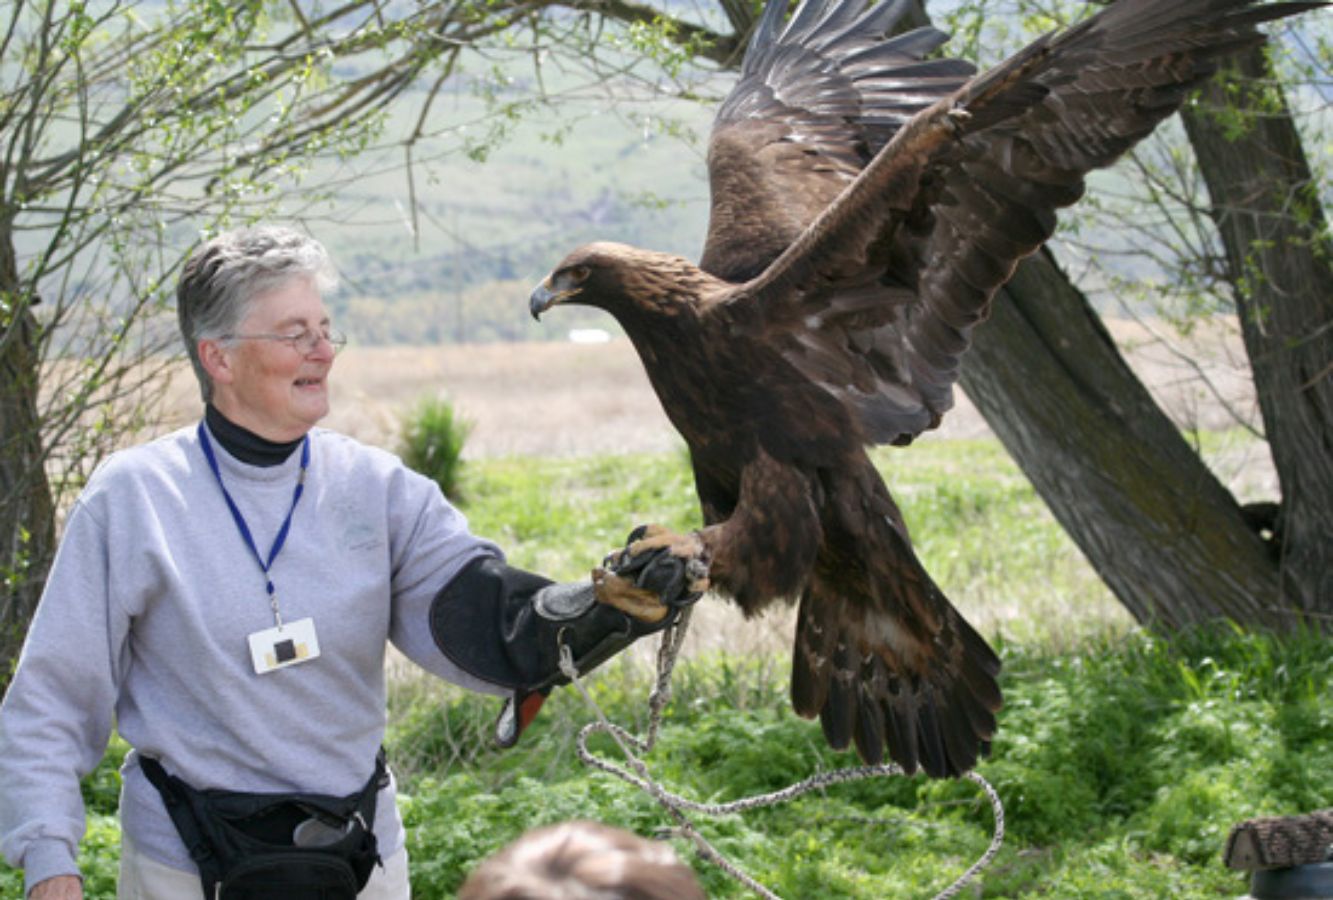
529, 280, 579, 321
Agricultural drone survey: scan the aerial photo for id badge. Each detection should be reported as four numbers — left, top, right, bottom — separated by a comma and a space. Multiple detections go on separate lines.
248, 617, 320, 675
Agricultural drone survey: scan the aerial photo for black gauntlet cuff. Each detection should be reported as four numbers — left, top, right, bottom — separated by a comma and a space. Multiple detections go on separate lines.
428, 556, 639, 695
429, 532, 705, 747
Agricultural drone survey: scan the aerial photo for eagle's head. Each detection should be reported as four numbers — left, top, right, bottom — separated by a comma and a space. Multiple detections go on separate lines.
529, 242, 711, 322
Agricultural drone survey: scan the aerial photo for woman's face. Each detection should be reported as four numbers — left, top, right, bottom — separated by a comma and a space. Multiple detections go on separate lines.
205, 276, 336, 442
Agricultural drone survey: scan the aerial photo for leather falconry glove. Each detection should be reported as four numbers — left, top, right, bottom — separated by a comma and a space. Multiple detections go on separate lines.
429, 525, 709, 747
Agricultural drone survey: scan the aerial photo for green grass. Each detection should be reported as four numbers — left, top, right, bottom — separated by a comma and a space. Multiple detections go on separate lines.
5, 438, 1322, 899
386, 626, 1331, 898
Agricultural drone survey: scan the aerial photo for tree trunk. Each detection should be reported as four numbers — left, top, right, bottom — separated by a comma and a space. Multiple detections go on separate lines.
1180, 46, 1333, 621
0, 219, 56, 687
960, 250, 1289, 632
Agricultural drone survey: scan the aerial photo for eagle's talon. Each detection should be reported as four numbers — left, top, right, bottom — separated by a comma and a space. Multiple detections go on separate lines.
598, 525, 711, 615
627, 525, 708, 564
685, 558, 711, 596
593, 568, 672, 623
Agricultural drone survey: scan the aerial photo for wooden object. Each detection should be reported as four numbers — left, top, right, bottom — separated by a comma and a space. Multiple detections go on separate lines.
1225, 811, 1333, 871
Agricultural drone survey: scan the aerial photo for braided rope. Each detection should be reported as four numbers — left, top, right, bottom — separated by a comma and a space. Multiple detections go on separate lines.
558, 614, 1006, 899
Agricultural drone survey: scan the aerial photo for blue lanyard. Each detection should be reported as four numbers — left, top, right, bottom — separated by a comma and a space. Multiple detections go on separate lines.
198, 422, 310, 628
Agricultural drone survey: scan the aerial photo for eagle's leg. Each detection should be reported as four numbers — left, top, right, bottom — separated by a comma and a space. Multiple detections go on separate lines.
694, 449, 823, 617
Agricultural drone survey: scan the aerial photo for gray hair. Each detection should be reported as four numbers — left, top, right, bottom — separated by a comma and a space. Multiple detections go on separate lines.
176, 225, 338, 402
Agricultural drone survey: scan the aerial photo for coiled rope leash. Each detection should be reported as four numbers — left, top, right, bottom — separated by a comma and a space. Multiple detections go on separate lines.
558, 609, 1006, 900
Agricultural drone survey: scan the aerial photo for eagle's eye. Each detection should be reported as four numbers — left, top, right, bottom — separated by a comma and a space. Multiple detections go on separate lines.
567, 265, 591, 283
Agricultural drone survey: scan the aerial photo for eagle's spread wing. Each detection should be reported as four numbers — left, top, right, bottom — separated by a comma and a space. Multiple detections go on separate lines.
704, 0, 1320, 445
700, 0, 973, 282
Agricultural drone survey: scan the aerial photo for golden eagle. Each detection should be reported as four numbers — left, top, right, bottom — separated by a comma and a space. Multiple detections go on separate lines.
529, 0, 1319, 777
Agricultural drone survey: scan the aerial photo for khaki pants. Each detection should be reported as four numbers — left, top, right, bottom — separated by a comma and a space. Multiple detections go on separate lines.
117, 834, 411, 899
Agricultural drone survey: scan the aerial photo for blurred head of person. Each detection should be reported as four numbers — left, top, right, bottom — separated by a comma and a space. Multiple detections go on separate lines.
457, 820, 707, 900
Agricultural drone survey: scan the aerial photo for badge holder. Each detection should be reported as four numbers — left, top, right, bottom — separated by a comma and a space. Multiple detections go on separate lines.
248, 617, 321, 675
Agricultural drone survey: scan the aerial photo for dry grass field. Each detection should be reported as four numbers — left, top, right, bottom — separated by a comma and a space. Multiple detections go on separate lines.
158, 315, 1269, 477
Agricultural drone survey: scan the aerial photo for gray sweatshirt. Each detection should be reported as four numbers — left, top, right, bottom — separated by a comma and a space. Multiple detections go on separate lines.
0, 423, 504, 893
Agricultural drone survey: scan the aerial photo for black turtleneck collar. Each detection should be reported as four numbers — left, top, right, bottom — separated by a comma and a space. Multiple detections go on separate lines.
205, 404, 304, 467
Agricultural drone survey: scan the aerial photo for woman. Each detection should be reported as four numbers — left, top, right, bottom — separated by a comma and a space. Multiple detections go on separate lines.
0, 226, 703, 899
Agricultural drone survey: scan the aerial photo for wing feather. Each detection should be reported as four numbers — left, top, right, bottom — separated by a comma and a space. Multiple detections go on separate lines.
701, 0, 971, 281
706, 0, 1322, 445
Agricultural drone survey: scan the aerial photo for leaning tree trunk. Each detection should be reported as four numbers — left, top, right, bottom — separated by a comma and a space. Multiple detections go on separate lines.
1181, 46, 1333, 621
960, 250, 1288, 633
0, 218, 56, 688
957, 46, 1333, 635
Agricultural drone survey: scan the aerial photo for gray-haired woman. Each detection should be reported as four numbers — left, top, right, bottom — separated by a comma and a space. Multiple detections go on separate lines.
0, 226, 705, 899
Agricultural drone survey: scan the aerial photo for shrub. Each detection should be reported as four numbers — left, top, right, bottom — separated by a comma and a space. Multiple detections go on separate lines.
399, 395, 472, 502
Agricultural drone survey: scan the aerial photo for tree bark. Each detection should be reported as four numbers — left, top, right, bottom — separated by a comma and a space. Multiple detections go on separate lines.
1181, 46, 1333, 620
960, 251, 1288, 632
0, 217, 55, 686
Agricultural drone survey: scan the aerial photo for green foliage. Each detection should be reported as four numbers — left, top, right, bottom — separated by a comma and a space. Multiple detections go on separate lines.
4, 612, 1329, 900
80, 735, 130, 817
76, 815, 123, 898
381, 627, 1332, 898
398, 396, 473, 502
5, 441, 1327, 896
977, 627, 1333, 894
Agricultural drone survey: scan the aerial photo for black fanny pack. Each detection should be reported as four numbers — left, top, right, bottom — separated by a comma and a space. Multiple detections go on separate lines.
139, 751, 388, 900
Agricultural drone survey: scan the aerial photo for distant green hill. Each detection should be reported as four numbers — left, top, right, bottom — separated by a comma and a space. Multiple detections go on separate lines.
292, 53, 720, 345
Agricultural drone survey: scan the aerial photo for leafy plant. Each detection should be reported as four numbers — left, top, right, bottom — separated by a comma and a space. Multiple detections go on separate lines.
398, 396, 473, 502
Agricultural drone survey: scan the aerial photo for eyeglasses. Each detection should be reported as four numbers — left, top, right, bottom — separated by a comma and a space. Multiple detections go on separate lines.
220, 328, 348, 355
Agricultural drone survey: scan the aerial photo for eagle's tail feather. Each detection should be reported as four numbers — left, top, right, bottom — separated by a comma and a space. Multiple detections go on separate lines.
815, 634, 859, 752
791, 510, 1001, 777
